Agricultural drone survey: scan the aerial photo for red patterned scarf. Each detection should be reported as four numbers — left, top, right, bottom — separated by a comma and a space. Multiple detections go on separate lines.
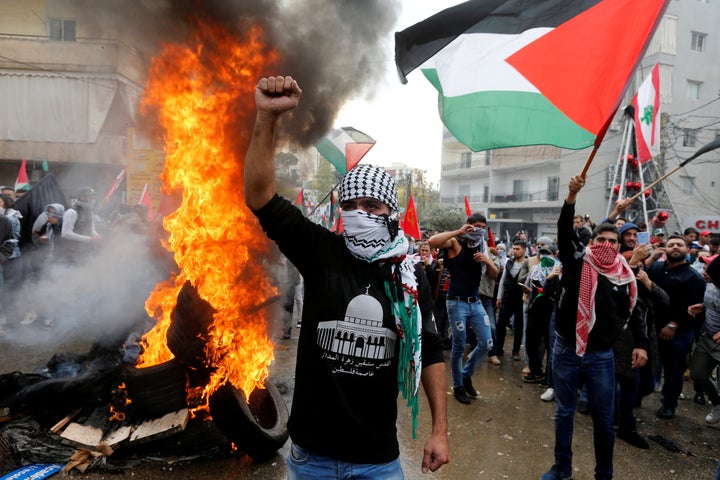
576, 242, 637, 356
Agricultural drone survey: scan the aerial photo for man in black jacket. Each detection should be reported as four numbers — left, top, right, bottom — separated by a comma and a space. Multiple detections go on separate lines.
245, 75, 449, 479
648, 235, 706, 419
541, 175, 647, 480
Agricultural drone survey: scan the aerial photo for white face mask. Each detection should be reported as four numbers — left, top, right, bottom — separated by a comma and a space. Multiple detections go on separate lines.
342, 209, 407, 262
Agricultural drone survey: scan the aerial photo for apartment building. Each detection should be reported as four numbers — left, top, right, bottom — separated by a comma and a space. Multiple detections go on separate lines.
0, 0, 159, 199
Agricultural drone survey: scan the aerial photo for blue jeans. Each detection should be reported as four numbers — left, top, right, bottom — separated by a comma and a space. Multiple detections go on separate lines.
447, 298, 493, 389
480, 295, 497, 357
286, 443, 404, 480
545, 311, 557, 388
552, 336, 616, 480
659, 329, 694, 409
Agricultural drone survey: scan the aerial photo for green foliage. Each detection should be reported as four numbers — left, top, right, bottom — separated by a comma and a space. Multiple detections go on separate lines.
312, 158, 341, 195
424, 205, 465, 232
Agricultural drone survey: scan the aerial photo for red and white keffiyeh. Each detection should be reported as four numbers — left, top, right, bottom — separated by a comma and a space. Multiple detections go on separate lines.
576, 242, 637, 356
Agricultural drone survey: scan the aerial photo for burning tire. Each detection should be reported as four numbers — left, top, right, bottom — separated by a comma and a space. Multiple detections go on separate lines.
209, 379, 289, 460
122, 359, 188, 418
167, 281, 215, 373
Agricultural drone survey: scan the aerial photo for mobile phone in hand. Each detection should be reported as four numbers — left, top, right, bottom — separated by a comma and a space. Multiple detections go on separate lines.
637, 231, 649, 244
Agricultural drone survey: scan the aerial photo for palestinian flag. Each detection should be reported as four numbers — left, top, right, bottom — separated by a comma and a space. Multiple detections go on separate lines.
395, 0, 669, 152
15, 159, 29, 191
315, 127, 375, 174
632, 64, 661, 163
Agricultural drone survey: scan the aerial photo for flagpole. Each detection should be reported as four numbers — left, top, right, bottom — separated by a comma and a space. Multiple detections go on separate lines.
580, 111, 617, 179
308, 178, 342, 217
625, 163, 683, 203
626, 136, 720, 201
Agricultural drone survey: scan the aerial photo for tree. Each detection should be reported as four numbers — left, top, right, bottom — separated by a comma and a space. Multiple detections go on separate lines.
424, 205, 466, 233
311, 157, 341, 198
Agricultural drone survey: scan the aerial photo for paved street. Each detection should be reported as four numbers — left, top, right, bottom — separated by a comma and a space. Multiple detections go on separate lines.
2, 313, 719, 479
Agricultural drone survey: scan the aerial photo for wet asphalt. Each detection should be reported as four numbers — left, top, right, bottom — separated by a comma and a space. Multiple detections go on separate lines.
2, 312, 719, 480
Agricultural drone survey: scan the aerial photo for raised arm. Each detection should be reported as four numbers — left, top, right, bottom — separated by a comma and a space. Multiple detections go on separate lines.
244, 76, 302, 211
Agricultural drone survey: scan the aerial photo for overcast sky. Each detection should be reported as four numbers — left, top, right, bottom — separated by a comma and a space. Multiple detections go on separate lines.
334, 1, 464, 185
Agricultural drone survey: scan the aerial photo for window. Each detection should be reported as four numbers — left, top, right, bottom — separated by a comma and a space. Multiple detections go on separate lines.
49, 18, 76, 41
513, 179, 529, 202
646, 15, 677, 55
679, 176, 694, 195
683, 128, 699, 147
691, 32, 707, 52
687, 80, 702, 100
547, 176, 560, 202
483, 185, 489, 203
460, 152, 472, 169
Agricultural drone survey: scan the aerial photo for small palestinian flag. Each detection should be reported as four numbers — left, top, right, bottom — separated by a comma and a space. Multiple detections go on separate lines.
395, 0, 669, 152
315, 127, 375, 174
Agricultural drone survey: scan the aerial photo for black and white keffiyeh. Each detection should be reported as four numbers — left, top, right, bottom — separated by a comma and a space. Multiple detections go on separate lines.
338, 164, 398, 212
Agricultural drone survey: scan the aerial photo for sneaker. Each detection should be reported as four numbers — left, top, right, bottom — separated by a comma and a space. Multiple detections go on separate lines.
705, 405, 720, 424
656, 406, 675, 419
617, 430, 649, 449
694, 393, 707, 405
577, 400, 590, 415
463, 377, 480, 398
523, 372, 546, 384
541, 388, 555, 402
540, 465, 572, 480
453, 387, 471, 405
488, 355, 501, 365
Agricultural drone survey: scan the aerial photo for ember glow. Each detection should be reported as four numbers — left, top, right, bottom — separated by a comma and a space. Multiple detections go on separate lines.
137, 18, 279, 399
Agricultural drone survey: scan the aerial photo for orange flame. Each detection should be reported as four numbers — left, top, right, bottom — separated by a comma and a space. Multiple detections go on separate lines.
137, 17, 279, 399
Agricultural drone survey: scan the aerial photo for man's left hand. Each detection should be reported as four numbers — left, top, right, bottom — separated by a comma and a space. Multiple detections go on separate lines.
422, 431, 449, 473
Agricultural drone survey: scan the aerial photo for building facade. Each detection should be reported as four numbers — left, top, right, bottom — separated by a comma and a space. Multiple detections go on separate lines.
0, 0, 159, 199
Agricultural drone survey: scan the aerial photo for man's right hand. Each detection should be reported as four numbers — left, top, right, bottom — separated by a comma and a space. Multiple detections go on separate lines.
568, 175, 585, 194
255, 76, 302, 118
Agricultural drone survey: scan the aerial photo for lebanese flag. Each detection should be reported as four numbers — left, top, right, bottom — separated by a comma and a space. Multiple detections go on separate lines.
464, 195, 472, 217
138, 184, 154, 222
14, 159, 29, 191
396, 0, 668, 152
632, 64, 661, 163
401, 194, 422, 240
315, 127, 375, 174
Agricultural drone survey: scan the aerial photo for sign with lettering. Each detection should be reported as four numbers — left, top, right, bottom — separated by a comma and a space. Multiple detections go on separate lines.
684, 216, 720, 232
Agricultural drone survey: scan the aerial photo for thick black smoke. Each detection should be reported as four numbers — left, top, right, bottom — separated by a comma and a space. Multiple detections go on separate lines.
179, 0, 402, 146
74, 0, 402, 147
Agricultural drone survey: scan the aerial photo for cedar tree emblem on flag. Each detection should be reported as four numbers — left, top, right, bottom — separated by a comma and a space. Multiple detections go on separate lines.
315, 127, 376, 174
395, 0, 669, 152
632, 64, 661, 162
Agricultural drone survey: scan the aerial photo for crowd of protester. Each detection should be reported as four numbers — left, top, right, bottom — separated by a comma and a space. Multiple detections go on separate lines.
0, 184, 155, 337
397, 188, 718, 478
